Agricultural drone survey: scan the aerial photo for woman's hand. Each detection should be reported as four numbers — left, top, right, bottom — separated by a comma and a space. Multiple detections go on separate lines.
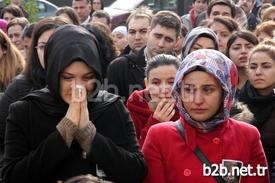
152, 99, 175, 122
65, 83, 89, 127
79, 89, 90, 129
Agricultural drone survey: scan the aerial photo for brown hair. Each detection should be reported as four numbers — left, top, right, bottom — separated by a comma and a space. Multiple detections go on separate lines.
262, 6, 275, 22
248, 39, 275, 63
207, 0, 236, 18
226, 30, 258, 57
0, 29, 25, 90
208, 16, 240, 33
56, 6, 80, 25
7, 17, 29, 30
254, 21, 275, 38
0, 4, 24, 19
150, 10, 181, 37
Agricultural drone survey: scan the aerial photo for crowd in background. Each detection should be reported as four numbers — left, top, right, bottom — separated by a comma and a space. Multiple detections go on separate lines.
0, 0, 274, 182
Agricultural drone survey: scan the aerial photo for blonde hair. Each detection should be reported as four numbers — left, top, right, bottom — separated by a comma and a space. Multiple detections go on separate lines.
254, 21, 275, 38
0, 29, 25, 90
248, 39, 275, 63
262, 6, 275, 22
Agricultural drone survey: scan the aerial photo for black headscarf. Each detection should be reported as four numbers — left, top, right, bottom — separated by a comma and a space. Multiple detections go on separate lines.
23, 25, 112, 117
45, 24, 102, 99
239, 81, 275, 129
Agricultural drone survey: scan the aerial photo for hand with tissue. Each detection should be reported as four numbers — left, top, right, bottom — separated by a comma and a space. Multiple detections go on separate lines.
65, 81, 90, 128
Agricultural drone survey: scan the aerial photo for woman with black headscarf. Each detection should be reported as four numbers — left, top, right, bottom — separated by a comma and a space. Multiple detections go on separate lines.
1, 25, 147, 183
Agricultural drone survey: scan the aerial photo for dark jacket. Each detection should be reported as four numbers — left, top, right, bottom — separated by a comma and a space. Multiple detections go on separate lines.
2, 90, 146, 183
119, 45, 132, 56
239, 81, 275, 177
2, 25, 147, 183
106, 47, 146, 102
0, 75, 35, 153
0, 75, 35, 176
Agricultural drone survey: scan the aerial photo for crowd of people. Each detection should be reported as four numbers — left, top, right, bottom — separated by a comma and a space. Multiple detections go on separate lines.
0, 0, 274, 182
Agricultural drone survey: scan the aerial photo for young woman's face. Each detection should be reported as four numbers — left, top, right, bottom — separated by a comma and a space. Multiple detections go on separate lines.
229, 37, 255, 68
193, 0, 208, 14
264, 12, 275, 21
92, 0, 102, 11
3, 12, 15, 23
190, 37, 216, 53
248, 51, 275, 96
112, 32, 128, 51
59, 61, 96, 104
181, 71, 223, 122
210, 22, 232, 53
37, 29, 55, 69
145, 65, 178, 104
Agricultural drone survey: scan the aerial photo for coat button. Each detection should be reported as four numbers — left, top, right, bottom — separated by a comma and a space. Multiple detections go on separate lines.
213, 137, 221, 144
184, 169, 191, 176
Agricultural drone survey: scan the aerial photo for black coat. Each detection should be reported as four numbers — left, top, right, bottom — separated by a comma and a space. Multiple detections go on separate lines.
2, 90, 147, 183
239, 81, 275, 177
0, 75, 36, 177
0, 75, 36, 155
106, 47, 146, 102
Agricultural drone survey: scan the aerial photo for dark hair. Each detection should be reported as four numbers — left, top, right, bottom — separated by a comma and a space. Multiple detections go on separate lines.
208, 16, 239, 33
196, 33, 217, 44
56, 6, 80, 25
0, 4, 24, 19
150, 10, 181, 38
72, 0, 90, 3
91, 10, 111, 25
192, 0, 209, 4
82, 23, 117, 78
207, 0, 236, 18
226, 30, 258, 57
145, 54, 180, 78
126, 6, 153, 29
90, 0, 104, 15
23, 16, 70, 88
22, 23, 35, 39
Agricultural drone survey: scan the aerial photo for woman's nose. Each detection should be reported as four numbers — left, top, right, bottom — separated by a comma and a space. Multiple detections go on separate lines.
193, 91, 204, 104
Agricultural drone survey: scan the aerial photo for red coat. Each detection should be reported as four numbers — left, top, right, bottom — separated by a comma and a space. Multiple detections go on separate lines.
142, 118, 269, 183
127, 89, 179, 147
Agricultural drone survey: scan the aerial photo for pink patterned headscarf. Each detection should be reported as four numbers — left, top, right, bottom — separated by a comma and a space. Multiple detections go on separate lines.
172, 49, 238, 132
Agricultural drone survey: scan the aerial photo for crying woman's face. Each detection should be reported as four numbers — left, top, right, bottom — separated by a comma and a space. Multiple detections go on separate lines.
59, 61, 96, 104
